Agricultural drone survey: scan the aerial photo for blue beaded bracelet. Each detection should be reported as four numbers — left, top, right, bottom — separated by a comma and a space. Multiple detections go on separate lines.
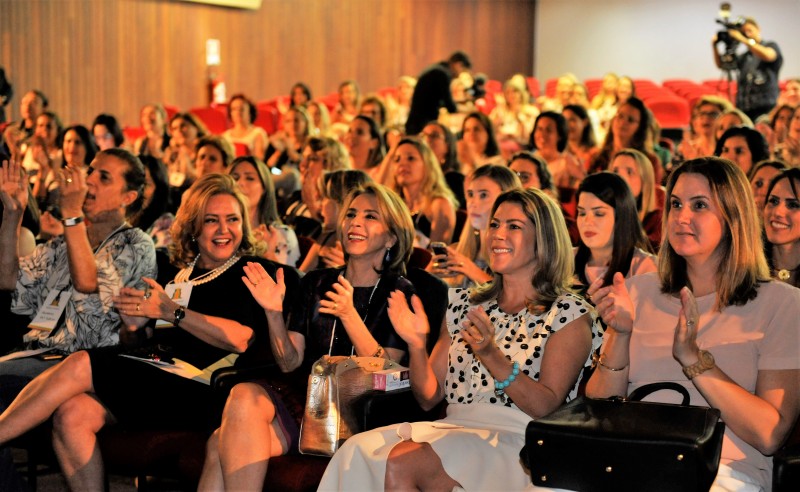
494, 361, 520, 396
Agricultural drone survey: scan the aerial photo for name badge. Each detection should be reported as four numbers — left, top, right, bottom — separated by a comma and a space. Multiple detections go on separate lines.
29, 288, 72, 331
155, 282, 193, 328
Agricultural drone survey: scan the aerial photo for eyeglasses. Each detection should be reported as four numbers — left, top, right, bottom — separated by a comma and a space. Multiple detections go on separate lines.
695, 111, 721, 119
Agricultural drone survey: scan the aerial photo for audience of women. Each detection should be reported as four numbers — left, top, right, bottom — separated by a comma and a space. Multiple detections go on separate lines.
319, 187, 602, 490
457, 112, 503, 175
574, 172, 656, 292
388, 137, 457, 247
223, 93, 268, 160
299, 169, 373, 273
609, 148, 664, 249
198, 183, 415, 491
429, 165, 520, 288
587, 157, 799, 491
714, 126, 769, 178
763, 167, 800, 289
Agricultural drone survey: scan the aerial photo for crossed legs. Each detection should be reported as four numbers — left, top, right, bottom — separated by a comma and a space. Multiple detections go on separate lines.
198, 382, 289, 492
385, 440, 460, 491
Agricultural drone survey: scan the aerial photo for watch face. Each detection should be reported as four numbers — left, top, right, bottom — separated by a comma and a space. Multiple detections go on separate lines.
700, 350, 715, 367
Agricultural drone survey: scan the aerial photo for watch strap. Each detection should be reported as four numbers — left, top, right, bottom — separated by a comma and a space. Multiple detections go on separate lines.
173, 307, 186, 326
682, 350, 715, 379
61, 215, 84, 227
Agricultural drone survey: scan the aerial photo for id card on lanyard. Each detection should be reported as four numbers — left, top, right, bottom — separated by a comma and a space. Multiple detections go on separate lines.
155, 281, 193, 328
28, 287, 72, 331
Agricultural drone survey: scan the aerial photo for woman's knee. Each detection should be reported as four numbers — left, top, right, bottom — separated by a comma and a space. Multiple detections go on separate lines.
222, 383, 276, 423
60, 351, 93, 386
53, 394, 106, 437
386, 440, 428, 471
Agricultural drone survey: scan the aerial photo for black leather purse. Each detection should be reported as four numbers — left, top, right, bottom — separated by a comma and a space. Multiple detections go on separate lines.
522, 382, 725, 492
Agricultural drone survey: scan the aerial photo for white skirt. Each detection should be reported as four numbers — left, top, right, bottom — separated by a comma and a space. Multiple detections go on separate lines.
318, 402, 534, 491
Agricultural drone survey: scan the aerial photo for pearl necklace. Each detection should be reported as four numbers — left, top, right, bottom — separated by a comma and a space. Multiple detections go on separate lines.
174, 254, 240, 285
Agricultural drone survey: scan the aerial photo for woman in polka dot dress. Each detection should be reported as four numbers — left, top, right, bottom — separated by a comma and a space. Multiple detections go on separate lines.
318, 188, 603, 491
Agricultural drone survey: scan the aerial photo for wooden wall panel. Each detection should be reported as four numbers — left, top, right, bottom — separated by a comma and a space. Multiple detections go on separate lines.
0, 0, 535, 128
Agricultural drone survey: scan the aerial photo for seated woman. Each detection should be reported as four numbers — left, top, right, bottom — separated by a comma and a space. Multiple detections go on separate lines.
750, 160, 787, 212
677, 96, 731, 162
563, 104, 599, 171
132, 155, 174, 249
133, 104, 170, 159
319, 187, 602, 490
91, 113, 125, 152
164, 112, 209, 192
223, 93, 268, 160
24, 111, 62, 207
344, 115, 385, 179
714, 108, 754, 142
714, 126, 769, 178
299, 169, 372, 273
278, 82, 311, 114
195, 135, 235, 177
266, 106, 315, 209
388, 137, 457, 247
574, 172, 656, 293
385, 75, 416, 128
331, 79, 361, 126
228, 156, 299, 267
419, 121, 465, 209
0, 173, 300, 490
489, 76, 539, 147
587, 157, 800, 491
457, 112, 503, 176
429, 165, 520, 289
590, 72, 620, 139
763, 167, 800, 288
609, 148, 665, 250
764, 103, 794, 158
530, 111, 585, 195
197, 183, 416, 491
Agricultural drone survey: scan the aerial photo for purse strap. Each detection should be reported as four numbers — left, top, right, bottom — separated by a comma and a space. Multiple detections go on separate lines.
628, 381, 691, 405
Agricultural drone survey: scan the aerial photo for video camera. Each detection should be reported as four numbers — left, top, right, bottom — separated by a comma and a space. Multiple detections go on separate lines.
715, 2, 743, 71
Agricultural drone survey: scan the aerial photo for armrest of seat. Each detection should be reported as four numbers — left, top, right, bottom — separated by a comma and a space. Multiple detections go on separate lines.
353, 388, 446, 431
773, 443, 800, 492
210, 363, 279, 394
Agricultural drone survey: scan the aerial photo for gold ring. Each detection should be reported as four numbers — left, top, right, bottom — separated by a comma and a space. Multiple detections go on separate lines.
475, 336, 486, 344
66, 178, 73, 184
143, 290, 151, 300
334, 302, 338, 310
136, 303, 141, 312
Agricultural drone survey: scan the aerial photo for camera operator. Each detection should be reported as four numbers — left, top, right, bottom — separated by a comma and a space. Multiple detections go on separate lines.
405, 51, 472, 135
712, 16, 783, 122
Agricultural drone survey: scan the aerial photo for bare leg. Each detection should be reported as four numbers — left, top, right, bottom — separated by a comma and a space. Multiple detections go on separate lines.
197, 429, 224, 492
0, 351, 94, 445
385, 441, 460, 491
52, 393, 112, 492
217, 382, 288, 491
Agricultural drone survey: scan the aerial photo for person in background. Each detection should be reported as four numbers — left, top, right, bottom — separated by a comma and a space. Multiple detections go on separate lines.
224, 93, 268, 160
165, 112, 209, 192
3, 90, 47, 161
194, 135, 235, 177
331, 80, 361, 126
359, 95, 388, 132
406, 51, 472, 135
616, 76, 635, 105
713, 16, 783, 121
132, 155, 174, 249
714, 126, 769, 178
763, 167, 800, 289
749, 160, 787, 212
319, 187, 601, 490
591, 72, 619, 137
133, 104, 170, 159
419, 121, 465, 209
678, 96, 732, 161
344, 115, 385, 179
714, 108, 754, 142
777, 78, 800, 107
609, 148, 664, 251
91, 114, 125, 152
458, 112, 503, 175
25, 111, 63, 206
306, 100, 332, 138
587, 157, 799, 491
0, 67, 12, 124
386, 75, 416, 128
780, 105, 800, 166
563, 104, 599, 172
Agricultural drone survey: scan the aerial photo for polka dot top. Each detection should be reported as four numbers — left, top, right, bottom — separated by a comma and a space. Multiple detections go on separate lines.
444, 288, 603, 408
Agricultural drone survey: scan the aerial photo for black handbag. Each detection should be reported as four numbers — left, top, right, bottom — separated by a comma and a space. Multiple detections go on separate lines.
522, 382, 725, 492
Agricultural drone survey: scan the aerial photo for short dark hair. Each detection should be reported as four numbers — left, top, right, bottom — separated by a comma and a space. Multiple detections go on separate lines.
530, 111, 568, 153
58, 125, 97, 166
714, 126, 770, 177
448, 51, 472, 69
101, 148, 146, 217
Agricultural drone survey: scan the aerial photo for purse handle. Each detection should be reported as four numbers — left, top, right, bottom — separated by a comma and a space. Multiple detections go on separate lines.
628, 382, 691, 406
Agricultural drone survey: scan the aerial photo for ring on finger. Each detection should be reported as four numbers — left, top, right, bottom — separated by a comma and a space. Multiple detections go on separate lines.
474, 335, 486, 344
136, 303, 141, 312
143, 290, 151, 300
66, 178, 73, 184
334, 302, 338, 310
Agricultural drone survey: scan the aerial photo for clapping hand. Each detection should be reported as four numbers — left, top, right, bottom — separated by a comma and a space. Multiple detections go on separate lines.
242, 261, 285, 313
387, 291, 428, 351
57, 165, 88, 218
673, 286, 701, 366
319, 275, 357, 321
462, 306, 495, 357
0, 158, 28, 216
586, 272, 634, 334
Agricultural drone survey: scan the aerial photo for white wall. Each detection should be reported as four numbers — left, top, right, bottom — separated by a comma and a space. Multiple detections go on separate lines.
535, 0, 800, 84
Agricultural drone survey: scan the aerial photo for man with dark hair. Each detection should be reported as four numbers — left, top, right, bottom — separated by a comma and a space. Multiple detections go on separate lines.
713, 16, 782, 121
405, 51, 472, 135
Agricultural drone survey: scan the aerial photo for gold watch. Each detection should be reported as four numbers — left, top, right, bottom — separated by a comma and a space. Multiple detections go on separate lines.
682, 350, 715, 379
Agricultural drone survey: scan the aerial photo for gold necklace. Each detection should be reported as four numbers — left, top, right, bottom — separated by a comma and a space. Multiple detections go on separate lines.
174, 254, 240, 285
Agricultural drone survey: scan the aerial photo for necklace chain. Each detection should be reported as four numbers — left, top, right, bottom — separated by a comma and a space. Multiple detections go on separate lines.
174, 254, 240, 286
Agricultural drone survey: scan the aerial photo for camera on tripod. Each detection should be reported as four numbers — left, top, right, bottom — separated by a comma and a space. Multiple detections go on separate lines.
715, 2, 744, 71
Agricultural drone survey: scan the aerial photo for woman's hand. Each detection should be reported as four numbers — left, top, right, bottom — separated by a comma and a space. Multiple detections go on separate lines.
461, 306, 496, 358
319, 241, 345, 268
0, 158, 28, 216
427, 251, 452, 277
318, 275, 358, 321
586, 272, 634, 334
113, 278, 171, 323
242, 261, 285, 312
672, 286, 701, 366
387, 291, 428, 351
57, 166, 88, 218
445, 246, 491, 283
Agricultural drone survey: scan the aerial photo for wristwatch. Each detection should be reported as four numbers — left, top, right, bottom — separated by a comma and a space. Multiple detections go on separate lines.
61, 215, 84, 227
748, 38, 756, 47
682, 350, 715, 379
173, 306, 186, 326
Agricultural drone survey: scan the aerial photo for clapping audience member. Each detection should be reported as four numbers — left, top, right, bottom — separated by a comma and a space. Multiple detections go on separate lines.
574, 172, 656, 293
609, 148, 665, 250
389, 137, 457, 247
429, 165, 520, 288
586, 157, 800, 491
198, 183, 415, 491
763, 167, 800, 288
714, 126, 769, 178
91, 114, 125, 151
457, 112, 503, 175
133, 104, 170, 159
223, 93, 268, 159
764, 103, 794, 158
319, 187, 601, 490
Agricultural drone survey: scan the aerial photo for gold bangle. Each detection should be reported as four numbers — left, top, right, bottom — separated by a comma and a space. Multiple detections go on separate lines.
592, 352, 628, 372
